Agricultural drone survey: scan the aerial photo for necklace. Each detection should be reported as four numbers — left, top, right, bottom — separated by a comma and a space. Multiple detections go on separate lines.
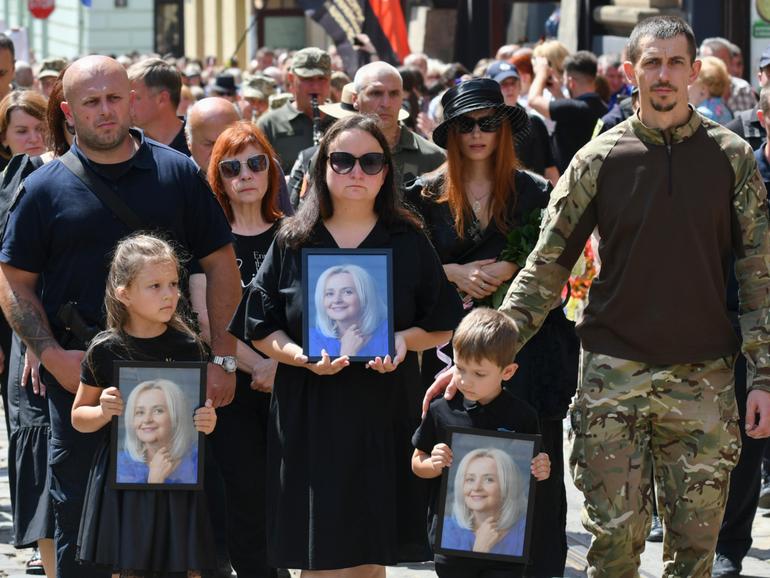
469, 188, 491, 216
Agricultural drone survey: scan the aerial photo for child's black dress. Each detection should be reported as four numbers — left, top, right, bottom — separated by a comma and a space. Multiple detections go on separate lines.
76, 328, 215, 577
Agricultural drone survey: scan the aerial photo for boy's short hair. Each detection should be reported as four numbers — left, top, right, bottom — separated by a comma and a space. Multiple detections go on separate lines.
452, 308, 518, 369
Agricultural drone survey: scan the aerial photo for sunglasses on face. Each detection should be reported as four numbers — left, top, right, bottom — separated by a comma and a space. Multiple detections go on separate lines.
453, 114, 504, 134
328, 151, 386, 175
218, 154, 268, 179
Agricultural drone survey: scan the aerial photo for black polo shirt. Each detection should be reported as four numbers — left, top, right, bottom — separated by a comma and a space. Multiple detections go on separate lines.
0, 129, 233, 330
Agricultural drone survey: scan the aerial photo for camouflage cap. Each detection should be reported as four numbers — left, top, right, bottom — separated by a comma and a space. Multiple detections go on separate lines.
269, 93, 292, 110
37, 57, 67, 80
291, 47, 331, 78
241, 73, 277, 100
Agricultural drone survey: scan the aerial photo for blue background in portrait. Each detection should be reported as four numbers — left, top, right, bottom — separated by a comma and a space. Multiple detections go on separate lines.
116, 366, 202, 484
306, 252, 391, 358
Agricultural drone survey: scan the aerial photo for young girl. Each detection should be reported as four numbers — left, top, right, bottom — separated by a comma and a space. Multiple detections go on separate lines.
71, 233, 217, 578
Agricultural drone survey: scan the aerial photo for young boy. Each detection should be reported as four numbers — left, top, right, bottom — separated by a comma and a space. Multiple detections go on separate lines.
412, 307, 550, 578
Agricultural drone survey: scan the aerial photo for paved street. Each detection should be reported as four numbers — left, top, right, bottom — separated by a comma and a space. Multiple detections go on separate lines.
0, 419, 767, 576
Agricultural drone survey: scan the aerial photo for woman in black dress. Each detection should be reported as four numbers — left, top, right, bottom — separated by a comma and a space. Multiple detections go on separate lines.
190, 120, 283, 577
230, 114, 463, 577
407, 78, 578, 577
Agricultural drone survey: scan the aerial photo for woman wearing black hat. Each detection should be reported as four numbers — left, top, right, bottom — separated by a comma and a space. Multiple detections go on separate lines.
407, 78, 578, 578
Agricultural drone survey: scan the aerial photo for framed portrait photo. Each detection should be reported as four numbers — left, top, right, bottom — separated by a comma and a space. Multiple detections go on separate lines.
302, 248, 395, 362
110, 361, 206, 490
435, 427, 541, 564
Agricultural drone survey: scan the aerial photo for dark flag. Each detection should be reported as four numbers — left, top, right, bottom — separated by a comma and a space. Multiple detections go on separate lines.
297, 0, 410, 76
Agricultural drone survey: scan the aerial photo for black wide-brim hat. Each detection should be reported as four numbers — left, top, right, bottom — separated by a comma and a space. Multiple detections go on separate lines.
432, 77, 530, 149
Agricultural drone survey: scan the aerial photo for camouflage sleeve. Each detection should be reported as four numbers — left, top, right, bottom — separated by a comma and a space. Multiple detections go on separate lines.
499, 144, 605, 353
732, 154, 770, 393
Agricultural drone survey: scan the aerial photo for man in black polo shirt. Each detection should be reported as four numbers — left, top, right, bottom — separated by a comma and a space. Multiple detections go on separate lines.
0, 55, 241, 578
528, 50, 608, 173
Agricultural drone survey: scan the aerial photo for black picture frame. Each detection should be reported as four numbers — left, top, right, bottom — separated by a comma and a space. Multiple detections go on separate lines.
110, 361, 206, 490
434, 426, 541, 564
301, 248, 395, 362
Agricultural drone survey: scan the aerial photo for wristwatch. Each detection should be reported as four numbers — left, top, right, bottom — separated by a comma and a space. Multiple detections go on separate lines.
211, 355, 237, 373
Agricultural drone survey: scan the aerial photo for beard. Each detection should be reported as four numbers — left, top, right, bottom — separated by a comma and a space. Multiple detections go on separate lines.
650, 99, 677, 112
74, 117, 131, 151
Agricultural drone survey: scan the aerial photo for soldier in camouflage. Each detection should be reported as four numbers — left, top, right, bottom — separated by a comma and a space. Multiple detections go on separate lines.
424, 15, 770, 578
500, 15, 770, 578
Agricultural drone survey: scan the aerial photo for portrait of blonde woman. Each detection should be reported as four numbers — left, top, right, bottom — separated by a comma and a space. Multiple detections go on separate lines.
117, 378, 199, 485
442, 448, 528, 557
309, 263, 389, 358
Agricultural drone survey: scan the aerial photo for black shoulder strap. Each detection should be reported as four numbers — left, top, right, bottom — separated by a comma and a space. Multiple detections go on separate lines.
59, 149, 145, 231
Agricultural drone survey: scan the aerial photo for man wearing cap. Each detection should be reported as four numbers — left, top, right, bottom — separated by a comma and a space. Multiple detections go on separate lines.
257, 47, 332, 174
128, 57, 190, 155
726, 46, 770, 151
238, 73, 276, 123
210, 74, 238, 102
486, 60, 559, 185
287, 63, 445, 207
183, 62, 203, 87
37, 58, 67, 98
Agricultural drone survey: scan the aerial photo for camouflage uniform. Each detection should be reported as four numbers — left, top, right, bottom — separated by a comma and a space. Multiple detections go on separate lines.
500, 109, 770, 577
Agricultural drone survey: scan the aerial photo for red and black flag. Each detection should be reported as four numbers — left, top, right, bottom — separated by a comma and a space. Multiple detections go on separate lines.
297, 0, 410, 76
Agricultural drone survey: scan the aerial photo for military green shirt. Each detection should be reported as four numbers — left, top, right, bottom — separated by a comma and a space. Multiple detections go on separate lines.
500, 109, 770, 392
391, 126, 446, 186
257, 102, 330, 174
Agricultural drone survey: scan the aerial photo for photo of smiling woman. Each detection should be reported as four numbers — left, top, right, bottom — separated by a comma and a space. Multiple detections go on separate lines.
442, 448, 526, 557
309, 263, 389, 358
117, 379, 198, 484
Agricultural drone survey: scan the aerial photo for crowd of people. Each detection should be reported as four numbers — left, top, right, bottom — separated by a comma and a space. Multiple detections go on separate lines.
0, 12, 767, 578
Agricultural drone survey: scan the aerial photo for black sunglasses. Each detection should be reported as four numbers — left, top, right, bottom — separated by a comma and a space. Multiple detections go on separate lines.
328, 152, 386, 175
218, 154, 268, 179
453, 114, 504, 134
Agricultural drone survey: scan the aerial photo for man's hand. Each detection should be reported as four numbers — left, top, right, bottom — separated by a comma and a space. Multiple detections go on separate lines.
250, 356, 277, 392
41, 349, 84, 394
207, 363, 236, 408
746, 389, 770, 438
421, 365, 459, 418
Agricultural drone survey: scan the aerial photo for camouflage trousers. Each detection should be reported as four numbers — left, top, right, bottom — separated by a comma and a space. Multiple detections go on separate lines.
569, 350, 741, 578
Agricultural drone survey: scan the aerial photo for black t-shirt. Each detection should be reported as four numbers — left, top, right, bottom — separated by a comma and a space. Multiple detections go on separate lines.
550, 92, 608, 172
412, 390, 540, 562
168, 120, 192, 157
81, 328, 204, 389
90, 157, 135, 182
234, 224, 278, 290
517, 112, 555, 176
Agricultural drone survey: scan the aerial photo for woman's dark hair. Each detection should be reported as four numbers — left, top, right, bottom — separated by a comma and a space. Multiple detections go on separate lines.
398, 66, 424, 130
46, 69, 71, 157
278, 114, 422, 249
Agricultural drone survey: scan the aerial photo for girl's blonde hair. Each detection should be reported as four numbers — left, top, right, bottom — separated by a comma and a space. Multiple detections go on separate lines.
452, 448, 524, 532
123, 378, 195, 462
87, 234, 203, 370
313, 264, 386, 339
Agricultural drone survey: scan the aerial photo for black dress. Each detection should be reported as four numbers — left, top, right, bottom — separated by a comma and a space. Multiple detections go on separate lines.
77, 328, 216, 577
229, 219, 464, 570
405, 171, 579, 577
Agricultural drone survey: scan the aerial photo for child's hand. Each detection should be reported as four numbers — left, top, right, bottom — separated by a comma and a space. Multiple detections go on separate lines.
531, 451, 551, 481
430, 443, 453, 472
99, 387, 123, 419
147, 447, 177, 483
194, 399, 217, 435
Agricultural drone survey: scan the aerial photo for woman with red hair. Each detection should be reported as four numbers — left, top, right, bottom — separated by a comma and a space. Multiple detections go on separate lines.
407, 78, 578, 578
191, 119, 282, 577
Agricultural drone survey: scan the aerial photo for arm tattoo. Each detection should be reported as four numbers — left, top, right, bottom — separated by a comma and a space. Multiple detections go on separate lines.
7, 291, 58, 358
